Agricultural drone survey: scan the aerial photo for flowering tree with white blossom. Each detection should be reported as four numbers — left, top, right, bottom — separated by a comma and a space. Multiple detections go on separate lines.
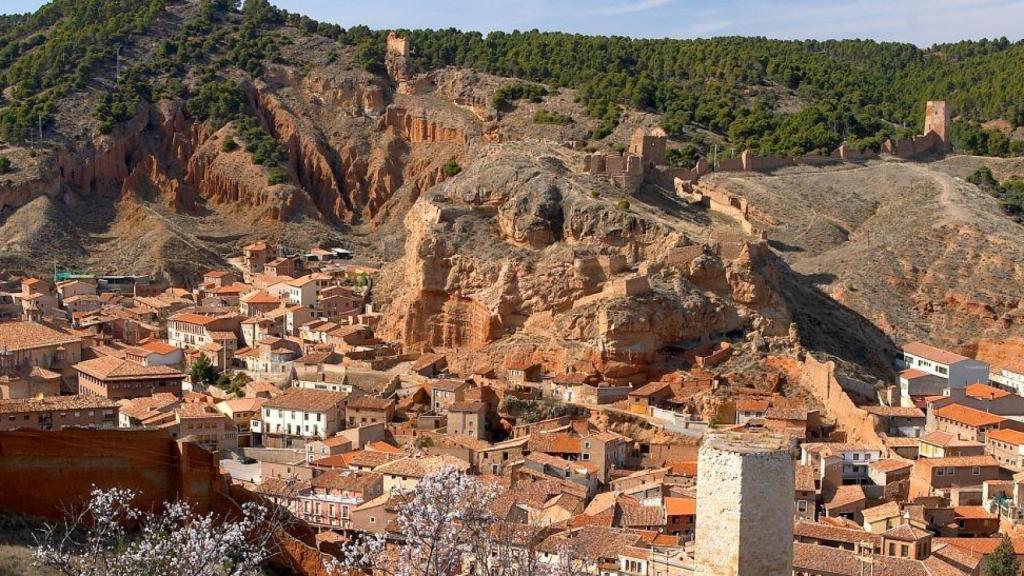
34, 487, 284, 576
333, 466, 586, 576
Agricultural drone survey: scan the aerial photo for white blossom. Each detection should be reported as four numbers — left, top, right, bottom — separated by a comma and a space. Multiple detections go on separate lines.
35, 486, 283, 576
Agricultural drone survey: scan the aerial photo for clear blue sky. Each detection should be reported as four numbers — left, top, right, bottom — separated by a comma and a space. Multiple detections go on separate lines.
6, 0, 1024, 47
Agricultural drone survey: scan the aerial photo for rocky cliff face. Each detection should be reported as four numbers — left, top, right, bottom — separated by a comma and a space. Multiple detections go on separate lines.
376, 142, 794, 380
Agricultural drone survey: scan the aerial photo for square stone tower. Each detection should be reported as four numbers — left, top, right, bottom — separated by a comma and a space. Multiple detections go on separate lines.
924, 101, 949, 144
695, 432, 794, 576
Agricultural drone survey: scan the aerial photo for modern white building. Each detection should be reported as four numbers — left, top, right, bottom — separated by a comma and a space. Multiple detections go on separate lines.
896, 342, 989, 405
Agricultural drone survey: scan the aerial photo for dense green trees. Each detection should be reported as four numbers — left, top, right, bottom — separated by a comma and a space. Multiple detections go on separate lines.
983, 536, 1020, 576
533, 109, 572, 125
968, 166, 1024, 220
3, 0, 1024, 159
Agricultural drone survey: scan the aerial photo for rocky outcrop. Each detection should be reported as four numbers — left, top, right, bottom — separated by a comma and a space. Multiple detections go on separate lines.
377, 142, 794, 376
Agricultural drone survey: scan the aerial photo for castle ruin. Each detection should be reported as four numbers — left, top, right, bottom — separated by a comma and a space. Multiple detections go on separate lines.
924, 100, 949, 145
695, 431, 794, 576
584, 127, 669, 193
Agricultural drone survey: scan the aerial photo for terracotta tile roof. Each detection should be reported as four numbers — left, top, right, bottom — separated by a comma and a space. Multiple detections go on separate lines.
169, 312, 224, 326
310, 470, 381, 493
870, 458, 914, 474
176, 403, 223, 419
793, 521, 881, 547
900, 368, 930, 380
448, 400, 485, 413
74, 356, 184, 381
919, 431, 982, 448
410, 353, 445, 371
792, 542, 952, 576
0, 395, 119, 414
347, 396, 395, 410
824, 485, 866, 510
666, 460, 697, 476
373, 455, 470, 478
902, 342, 969, 365
914, 455, 999, 469
934, 537, 1024, 555
529, 433, 581, 454
140, 341, 179, 355
934, 403, 1006, 428
965, 383, 1012, 400
952, 506, 996, 520
0, 321, 80, 351
217, 397, 266, 413
664, 496, 695, 516
988, 428, 1024, 445
240, 290, 281, 304
431, 379, 468, 392
366, 441, 405, 455
862, 501, 902, 523
263, 388, 346, 413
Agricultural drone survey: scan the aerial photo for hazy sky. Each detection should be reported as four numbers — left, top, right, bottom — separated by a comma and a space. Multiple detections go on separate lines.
6, 0, 1024, 46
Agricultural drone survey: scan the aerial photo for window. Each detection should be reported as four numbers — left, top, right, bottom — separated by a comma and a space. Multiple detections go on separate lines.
900, 544, 909, 557
972, 466, 981, 475
798, 500, 807, 512
936, 468, 945, 477
946, 467, 955, 475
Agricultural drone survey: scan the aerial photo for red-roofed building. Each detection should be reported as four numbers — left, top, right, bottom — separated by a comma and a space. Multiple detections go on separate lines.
930, 403, 1009, 442
987, 428, 1024, 471
897, 342, 989, 403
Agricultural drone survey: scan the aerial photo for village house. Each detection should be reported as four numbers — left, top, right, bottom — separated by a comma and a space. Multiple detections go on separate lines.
215, 397, 266, 447
795, 464, 817, 521
242, 242, 275, 274
234, 336, 302, 375
350, 492, 399, 534
122, 341, 184, 367
0, 395, 119, 431
929, 403, 1010, 442
918, 430, 986, 458
374, 454, 471, 492
664, 496, 696, 539
239, 290, 283, 317
345, 396, 395, 428
0, 320, 83, 387
801, 443, 884, 492
292, 470, 384, 530
0, 365, 62, 399
75, 356, 185, 400
257, 388, 347, 448
909, 456, 1004, 502
986, 428, 1024, 471
170, 402, 237, 451
862, 405, 926, 437
430, 379, 468, 412
897, 342, 989, 405
166, 312, 241, 351
477, 436, 529, 476
734, 398, 770, 424
305, 435, 353, 464
447, 400, 487, 439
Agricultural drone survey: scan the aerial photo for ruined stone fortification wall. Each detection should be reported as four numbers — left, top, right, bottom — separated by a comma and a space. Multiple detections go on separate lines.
695, 437, 793, 575
0, 429, 217, 519
799, 356, 884, 448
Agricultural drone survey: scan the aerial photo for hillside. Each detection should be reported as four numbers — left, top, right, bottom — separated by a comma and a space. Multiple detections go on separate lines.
0, 0, 1023, 382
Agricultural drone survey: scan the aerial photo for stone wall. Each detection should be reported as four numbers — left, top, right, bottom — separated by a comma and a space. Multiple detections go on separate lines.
798, 355, 885, 448
695, 432, 794, 575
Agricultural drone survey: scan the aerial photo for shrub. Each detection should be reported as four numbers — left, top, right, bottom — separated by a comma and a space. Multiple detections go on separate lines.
616, 199, 630, 211
0, 155, 11, 174
442, 158, 462, 177
220, 136, 238, 152
589, 190, 599, 198
267, 167, 289, 185
533, 109, 573, 125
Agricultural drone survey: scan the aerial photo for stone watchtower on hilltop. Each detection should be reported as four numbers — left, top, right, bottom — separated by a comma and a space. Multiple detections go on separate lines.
924, 100, 949, 145
695, 432, 794, 576
628, 126, 668, 169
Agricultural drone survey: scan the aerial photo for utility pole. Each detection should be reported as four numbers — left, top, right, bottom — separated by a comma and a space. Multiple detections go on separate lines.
713, 143, 719, 171
38, 112, 43, 142
115, 45, 121, 81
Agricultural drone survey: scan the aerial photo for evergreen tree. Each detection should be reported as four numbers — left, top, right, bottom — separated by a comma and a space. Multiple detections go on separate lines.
983, 537, 1020, 576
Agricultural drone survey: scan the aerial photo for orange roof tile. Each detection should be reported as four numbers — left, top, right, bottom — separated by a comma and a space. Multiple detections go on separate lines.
965, 383, 1012, 400
902, 342, 969, 365
934, 403, 1006, 428
988, 428, 1024, 446
664, 497, 695, 516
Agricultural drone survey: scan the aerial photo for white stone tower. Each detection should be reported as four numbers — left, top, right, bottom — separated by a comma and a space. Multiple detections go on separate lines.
695, 432, 794, 576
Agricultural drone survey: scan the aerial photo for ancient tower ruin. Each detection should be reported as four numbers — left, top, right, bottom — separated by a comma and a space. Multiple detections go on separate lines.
385, 31, 411, 82
924, 100, 949, 145
695, 432, 794, 576
628, 126, 668, 168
